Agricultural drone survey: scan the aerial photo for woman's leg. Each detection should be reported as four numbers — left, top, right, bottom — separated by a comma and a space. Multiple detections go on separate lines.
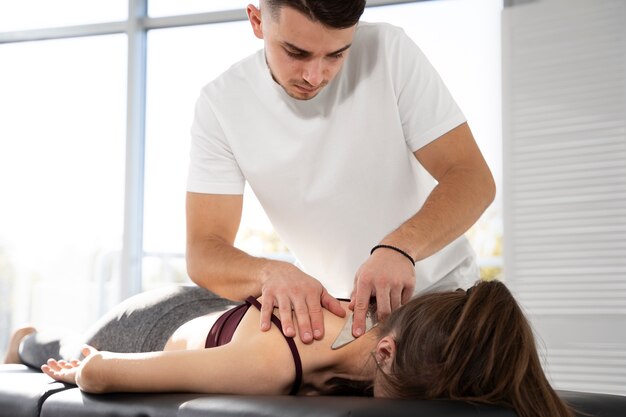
17, 326, 80, 369
3, 326, 36, 364
16, 285, 237, 369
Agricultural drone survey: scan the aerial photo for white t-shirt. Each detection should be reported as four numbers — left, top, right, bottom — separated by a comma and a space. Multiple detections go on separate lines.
188, 22, 479, 298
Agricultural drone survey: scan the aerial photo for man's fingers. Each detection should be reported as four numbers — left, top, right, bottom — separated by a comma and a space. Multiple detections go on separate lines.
390, 287, 403, 311
351, 288, 372, 338
259, 295, 275, 332
351, 306, 366, 337
376, 290, 392, 321
259, 272, 336, 343
306, 295, 326, 340
260, 293, 299, 339
401, 284, 414, 305
292, 299, 314, 343
321, 290, 346, 318
348, 290, 356, 311
277, 295, 296, 338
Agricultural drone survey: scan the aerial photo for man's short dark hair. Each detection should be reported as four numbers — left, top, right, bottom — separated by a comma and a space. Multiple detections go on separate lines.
264, 0, 366, 29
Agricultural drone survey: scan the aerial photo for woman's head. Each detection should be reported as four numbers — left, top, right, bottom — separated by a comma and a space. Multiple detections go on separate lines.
373, 280, 573, 417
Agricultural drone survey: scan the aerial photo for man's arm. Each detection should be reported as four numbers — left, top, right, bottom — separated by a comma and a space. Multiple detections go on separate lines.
350, 122, 495, 334
186, 192, 345, 343
394, 122, 496, 262
185, 192, 263, 299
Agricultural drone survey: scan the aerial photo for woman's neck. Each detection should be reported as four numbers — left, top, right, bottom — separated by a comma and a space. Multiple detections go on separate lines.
338, 329, 379, 374
303, 331, 378, 394
293, 302, 381, 394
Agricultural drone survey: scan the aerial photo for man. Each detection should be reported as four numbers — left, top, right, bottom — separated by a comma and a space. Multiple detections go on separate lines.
186, 0, 495, 344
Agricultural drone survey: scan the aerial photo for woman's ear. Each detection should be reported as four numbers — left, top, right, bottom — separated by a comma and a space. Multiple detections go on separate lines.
375, 335, 397, 373
247, 5, 264, 39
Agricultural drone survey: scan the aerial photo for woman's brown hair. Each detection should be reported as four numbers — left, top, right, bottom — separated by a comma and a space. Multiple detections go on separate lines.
377, 280, 574, 417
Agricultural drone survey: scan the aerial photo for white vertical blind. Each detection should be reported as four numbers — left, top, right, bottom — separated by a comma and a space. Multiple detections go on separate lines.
502, 0, 626, 395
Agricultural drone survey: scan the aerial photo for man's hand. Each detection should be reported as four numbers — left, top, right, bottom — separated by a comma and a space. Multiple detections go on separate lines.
259, 262, 345, 344
349, 247, 416, 337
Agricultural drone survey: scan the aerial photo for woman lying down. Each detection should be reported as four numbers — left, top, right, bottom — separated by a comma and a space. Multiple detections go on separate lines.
4, 280, 573, 417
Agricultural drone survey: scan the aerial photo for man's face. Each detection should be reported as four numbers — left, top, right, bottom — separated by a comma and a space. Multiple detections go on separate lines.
248, 4, 357, 100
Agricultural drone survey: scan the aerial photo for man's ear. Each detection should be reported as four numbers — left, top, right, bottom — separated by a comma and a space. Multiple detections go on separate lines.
375, 335, 397, 373
247, 5, 264, 40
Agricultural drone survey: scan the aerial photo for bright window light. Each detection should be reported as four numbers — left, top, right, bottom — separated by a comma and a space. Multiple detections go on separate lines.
0, 0, 127, 31
0, 35, 127, 333
148, 0, 251, 18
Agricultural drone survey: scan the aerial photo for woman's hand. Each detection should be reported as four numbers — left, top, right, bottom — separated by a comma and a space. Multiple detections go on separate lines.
41, 346, 99, 386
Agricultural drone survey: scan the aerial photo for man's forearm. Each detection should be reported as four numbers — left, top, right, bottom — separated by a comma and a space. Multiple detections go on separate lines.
186, 237, 276, 301
383, 164, 495, 262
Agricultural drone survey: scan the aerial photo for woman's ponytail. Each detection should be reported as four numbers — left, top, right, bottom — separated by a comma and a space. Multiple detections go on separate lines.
441, 280, 533, 399
376, 280, 573, 417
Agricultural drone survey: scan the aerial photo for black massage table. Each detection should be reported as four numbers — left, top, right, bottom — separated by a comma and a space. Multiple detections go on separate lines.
1, 364, 625, 417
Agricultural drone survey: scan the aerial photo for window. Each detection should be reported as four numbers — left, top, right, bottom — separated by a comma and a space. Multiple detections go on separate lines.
0, 35, 127, 341
148, 0, 250, 17
0, 0, 127, 31
143, 22, 265, 288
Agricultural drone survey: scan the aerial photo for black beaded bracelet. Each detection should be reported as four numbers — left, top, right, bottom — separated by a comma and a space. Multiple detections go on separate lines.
370, 244, 416, 267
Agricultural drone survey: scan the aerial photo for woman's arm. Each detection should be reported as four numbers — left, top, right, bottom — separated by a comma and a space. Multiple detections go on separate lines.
43, 331, 296, 395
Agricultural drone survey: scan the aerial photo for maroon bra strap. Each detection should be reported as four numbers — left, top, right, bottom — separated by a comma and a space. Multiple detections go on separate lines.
245, 296, 303, 396
205, 303, 249, 348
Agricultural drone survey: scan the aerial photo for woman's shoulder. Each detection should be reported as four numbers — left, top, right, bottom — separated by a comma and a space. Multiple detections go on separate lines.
231, 298, 351, 365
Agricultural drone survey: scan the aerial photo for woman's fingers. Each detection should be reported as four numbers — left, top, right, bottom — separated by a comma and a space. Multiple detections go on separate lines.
41, 356, 82, 385
41, 364, 54, 377
42, 357, 80, 375
82, 345, 98, 357
46, 358, 62, 372
57, 360, 73, 369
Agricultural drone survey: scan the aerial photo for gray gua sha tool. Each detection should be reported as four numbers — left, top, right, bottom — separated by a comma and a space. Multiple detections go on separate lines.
331, 301, 378, 350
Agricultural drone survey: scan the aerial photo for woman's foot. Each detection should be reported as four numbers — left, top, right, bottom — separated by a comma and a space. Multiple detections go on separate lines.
3, 326, 36, 364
